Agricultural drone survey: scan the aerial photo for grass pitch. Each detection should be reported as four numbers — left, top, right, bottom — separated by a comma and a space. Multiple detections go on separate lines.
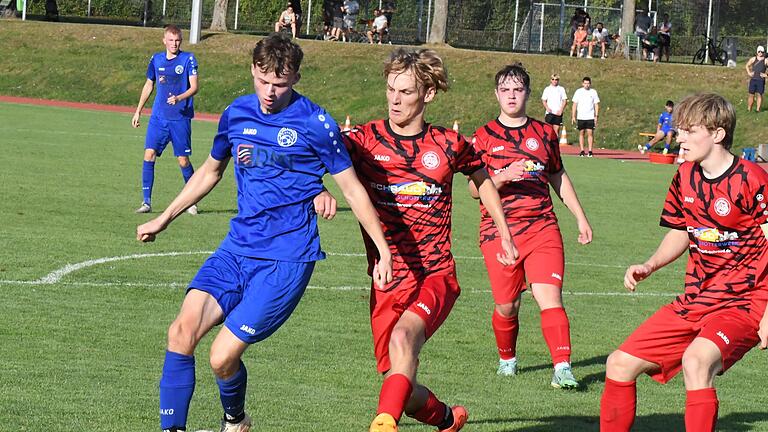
1, 102, 768, 431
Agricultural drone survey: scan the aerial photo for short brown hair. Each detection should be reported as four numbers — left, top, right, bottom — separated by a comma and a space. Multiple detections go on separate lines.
495, 63, 531, 93
674, 93, 736, 149
252, 33, 304, 77
384, 48, 449, 93
164, 24, 182, 38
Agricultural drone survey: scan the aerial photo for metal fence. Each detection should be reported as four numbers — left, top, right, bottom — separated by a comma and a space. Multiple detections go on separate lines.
15, 0, 768, 60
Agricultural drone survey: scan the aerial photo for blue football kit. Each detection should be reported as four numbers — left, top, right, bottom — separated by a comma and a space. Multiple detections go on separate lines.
658, 111, 674, 135
140, 50, 198, 209
161, 91, 352, 431
145, 51, 198, 156
189, 92, 352, 343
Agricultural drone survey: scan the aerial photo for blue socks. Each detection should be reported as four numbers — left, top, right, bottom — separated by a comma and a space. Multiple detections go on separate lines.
181, 164, 195, 184
159, 351, 196, 431
216, 361, 248, 422
142, 160, 155, 205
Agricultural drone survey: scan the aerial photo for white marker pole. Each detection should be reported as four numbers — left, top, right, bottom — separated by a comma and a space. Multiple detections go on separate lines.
190, 0, 203, 44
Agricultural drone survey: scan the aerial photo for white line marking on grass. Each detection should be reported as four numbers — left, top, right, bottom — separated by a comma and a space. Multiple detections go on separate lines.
13, 250, 629, 287
32, 251, 213, 284
0, 278, 678, 298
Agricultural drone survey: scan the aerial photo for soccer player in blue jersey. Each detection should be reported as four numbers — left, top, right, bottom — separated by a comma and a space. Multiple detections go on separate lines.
136, 33, 393, 432
639, 100, 676, 155
132, 24, 199, 214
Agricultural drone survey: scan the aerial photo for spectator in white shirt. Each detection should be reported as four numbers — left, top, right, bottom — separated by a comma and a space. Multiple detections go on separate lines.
541, 74, 568, 137
571, 77, 600, 157
589, 22, 610, 59
367, 8, 389, 44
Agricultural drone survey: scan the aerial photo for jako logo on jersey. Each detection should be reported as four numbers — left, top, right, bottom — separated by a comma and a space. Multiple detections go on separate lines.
160, 409, 174, 415
240, 325, 256, 335
525, 138, 540, 151
714, 198, 731, 216
421, 151, 441, 169
243, 128, 258, 135
716, 331, 730, 345
416, 302, 432, 315
684, 196, 695, 203
551, 272, 562, 281
175, 65, 184, 74
374, 154, 391, 162
492, 145, 505, 153
277, 127, 298, 147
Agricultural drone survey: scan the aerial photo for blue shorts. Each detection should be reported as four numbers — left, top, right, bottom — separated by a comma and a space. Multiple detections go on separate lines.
749, 78, 765, 95
189, 248, 316, 344
145, 116, 192, 157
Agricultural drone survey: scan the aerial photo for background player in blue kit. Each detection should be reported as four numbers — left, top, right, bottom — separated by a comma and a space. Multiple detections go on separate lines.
639, 100, 675, 154
136, 33, 392, 432
132, 24, 199, 214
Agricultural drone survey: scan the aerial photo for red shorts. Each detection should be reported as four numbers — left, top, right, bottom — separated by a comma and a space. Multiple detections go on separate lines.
369, 268, 460, 373
480, 226, 564, 305
619, 305, 760, 384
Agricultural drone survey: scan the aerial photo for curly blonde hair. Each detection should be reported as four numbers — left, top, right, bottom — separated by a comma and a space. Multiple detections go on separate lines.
383, 48, 449, 93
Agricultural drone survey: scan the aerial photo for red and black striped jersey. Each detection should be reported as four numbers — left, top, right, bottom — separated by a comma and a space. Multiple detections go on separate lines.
472, 118, 563, 244
661, 157, 768, 321
344, 119, 485, 289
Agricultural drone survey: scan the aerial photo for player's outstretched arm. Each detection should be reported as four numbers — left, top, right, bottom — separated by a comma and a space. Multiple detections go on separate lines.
467, 160, 526, 199
137, 155, 229, 242
132, 79, 154, 128
330, 167, 393, 289
624, 228, 688, 291
469, 168, 518, 265
550, 169, 592, 244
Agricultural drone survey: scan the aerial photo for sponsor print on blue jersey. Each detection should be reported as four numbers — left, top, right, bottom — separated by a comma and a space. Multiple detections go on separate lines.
146, 51, 198, 120
210, 92, 352, 261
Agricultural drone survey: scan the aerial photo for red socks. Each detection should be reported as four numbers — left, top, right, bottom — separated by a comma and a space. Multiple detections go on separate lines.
492, 310, 519, 360
540, 307, 572, 365
408, 388, 448, 426
600, 378, 637, 431
685, 388, 718, 432
377, 374, 413, 422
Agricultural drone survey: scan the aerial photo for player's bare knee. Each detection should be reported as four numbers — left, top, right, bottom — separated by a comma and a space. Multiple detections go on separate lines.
178, 157, 190, 167
681, 350, 714, 382
388, 327, 416, 357
209, 351, 239, 379
166, 319, 197, 354
606, 350, 642, 379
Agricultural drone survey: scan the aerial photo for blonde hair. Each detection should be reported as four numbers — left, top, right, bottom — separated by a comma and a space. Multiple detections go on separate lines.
674, 93, 736, 150
384, 48, 449, 93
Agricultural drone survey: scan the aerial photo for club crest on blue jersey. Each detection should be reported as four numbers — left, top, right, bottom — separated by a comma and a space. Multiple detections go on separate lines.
175, 65, 184, 74
277, 127, 298, 147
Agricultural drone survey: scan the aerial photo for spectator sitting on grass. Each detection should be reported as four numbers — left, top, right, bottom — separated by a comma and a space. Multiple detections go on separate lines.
570, 24, 589, 57
274, 4, 297, 38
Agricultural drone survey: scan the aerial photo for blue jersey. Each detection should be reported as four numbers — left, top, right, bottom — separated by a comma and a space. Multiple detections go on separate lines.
658, 111, 674, 134
146, 51, 198, 120
210, 92, 352, 261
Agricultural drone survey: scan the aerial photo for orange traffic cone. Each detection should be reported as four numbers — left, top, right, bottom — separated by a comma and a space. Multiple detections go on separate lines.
343, 115, 351, 132
559, 125, 569, 145
452, 120, 459, 132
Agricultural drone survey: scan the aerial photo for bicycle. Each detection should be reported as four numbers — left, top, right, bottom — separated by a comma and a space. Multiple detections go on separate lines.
692, 34, 728, 66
